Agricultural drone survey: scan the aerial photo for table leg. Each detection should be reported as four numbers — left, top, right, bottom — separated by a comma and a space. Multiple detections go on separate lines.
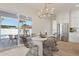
38, 41, 43, 56
32, 41, 43, 56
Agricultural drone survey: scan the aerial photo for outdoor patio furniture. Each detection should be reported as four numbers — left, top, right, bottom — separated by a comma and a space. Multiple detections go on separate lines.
8, 35, 18, 45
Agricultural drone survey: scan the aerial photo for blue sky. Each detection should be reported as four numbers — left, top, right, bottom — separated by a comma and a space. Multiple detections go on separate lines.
1, 17, 32, 27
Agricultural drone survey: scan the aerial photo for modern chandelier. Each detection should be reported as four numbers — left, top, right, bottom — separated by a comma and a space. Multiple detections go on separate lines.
38, 3, 55, 18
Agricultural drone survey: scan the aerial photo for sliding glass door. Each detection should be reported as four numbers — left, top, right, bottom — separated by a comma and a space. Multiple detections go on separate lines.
0, 10, 32, 51
19, 15, 32, 44
0, 10, 18, 50
1, 17, 18, 48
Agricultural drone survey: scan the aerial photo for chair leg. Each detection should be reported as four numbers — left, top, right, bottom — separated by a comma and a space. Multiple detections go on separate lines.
16, 39, 18, 45
26, 45, 39, 56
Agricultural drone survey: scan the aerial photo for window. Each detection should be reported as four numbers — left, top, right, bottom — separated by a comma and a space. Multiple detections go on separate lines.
0, 10, 32, 51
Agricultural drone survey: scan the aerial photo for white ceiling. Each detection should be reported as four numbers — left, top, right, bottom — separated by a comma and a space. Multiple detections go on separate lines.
22, 3, 79, 13
0, 3, 79, 14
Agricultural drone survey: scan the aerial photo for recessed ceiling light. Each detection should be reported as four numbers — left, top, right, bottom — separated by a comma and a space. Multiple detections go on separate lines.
75, 5, 79, 7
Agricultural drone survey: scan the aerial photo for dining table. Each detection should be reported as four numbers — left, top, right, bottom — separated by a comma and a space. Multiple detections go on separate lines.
32, 36, 47, 56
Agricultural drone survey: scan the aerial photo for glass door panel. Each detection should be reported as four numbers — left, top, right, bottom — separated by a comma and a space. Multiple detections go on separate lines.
19, 15, 32, 44
0, 17, 18, 48
0, 10, 18, 51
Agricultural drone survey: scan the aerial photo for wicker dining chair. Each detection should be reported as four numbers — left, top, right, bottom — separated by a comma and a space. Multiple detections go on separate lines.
43, 36, 59, 56
21, 35, 39, 56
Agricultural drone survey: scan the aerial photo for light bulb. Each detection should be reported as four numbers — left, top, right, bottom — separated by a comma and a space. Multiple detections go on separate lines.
41, 9, 43, 12
46, 8, 48, 11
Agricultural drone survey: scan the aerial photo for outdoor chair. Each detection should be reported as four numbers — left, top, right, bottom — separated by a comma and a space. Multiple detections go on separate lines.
8, 35, 18, 45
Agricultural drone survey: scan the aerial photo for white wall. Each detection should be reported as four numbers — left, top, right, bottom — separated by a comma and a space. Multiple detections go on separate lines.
52, 20, 57, 34
32, 15, 51, 35
56, 11, 69, 24
56, 9, 79, 43
0, 4, 52, 35
69, 9, 79, 43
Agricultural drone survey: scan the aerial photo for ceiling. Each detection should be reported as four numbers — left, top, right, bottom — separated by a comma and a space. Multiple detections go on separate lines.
22, 3, 79, 13
0, 3, 79, 15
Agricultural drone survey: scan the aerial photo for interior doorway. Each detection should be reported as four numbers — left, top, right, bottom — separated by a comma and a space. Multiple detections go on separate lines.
57, 23, 69, 42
